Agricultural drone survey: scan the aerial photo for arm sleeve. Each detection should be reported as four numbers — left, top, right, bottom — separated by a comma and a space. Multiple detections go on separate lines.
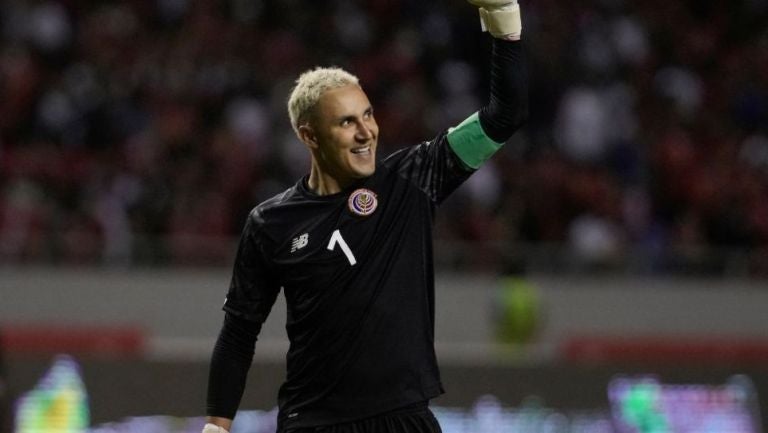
206, 313, 262, 418
223, 209, 281, 323
479, 39, 528, 142
207, 210, 279, 418
447, 39, 528, 169
382, 133, 474, 205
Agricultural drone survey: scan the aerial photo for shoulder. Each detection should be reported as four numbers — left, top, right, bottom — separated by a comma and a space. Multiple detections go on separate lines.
381, 131, 450, 168
246, 183, 302, 230
381, 130, 472, 175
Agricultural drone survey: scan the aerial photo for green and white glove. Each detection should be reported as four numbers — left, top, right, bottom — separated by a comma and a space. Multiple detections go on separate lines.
467, 0, 522, 40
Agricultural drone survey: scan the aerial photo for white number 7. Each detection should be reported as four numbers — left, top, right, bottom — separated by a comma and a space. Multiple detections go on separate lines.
327, 229, 357, 266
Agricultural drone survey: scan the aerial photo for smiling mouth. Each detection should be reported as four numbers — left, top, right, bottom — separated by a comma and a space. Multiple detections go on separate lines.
351, 146, 371, 155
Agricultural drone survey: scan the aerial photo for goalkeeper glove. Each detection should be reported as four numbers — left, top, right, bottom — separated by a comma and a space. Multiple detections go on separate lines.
202, 423, 230, 433
467, 0, 522, 40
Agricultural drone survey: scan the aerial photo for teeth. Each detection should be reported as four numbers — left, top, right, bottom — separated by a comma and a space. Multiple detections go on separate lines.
352, 146, 370, 154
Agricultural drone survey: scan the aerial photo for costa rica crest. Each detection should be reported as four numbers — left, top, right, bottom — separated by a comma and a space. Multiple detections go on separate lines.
347, 188, 378, 216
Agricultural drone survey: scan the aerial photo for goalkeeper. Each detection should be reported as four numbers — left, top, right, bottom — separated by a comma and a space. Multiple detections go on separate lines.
203, 1, 527, 433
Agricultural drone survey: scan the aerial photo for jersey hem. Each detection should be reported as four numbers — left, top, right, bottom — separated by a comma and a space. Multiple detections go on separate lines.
277, 382, 444, 431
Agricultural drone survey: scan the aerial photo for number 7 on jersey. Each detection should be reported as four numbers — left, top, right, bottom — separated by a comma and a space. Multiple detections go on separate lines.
327, 229, 357, 266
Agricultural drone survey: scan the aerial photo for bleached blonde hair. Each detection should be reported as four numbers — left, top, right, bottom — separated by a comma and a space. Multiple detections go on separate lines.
288, 66, 360, 135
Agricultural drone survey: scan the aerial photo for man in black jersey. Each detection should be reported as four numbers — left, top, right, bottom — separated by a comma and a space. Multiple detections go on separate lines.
203, 1, 527, 432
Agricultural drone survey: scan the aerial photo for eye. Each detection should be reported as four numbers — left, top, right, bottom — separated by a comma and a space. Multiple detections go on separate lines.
364, 108, 374, 119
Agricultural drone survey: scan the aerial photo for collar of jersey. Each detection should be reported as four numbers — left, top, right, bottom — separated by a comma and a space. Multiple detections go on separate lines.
297, 175, 370, 200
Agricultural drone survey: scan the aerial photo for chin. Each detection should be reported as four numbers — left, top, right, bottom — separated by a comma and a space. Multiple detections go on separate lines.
359, 164, 376, 177
348, 160, 376, 178
351, 168, 375, 179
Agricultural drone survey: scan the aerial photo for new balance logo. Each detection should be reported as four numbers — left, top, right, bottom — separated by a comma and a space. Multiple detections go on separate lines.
291, 233, 309, 252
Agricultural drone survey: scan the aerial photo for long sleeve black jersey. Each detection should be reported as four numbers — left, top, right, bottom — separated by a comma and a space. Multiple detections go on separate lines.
208, 38, 527, 432
223, 130, 472, 429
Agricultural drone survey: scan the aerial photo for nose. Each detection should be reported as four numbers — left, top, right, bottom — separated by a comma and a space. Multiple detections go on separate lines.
355, 121, 373, 141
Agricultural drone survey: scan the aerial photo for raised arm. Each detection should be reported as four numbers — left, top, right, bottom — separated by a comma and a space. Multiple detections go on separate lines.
447, 0, 528, 169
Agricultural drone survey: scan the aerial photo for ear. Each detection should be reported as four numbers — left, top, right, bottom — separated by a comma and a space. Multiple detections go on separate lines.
298, 124, 319, 149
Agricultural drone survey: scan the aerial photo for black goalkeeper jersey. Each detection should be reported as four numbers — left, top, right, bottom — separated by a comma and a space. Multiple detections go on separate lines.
222, 131, 474, 429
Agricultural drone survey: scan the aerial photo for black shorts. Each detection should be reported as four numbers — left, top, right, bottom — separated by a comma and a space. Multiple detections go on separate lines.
284, 402, 442, 433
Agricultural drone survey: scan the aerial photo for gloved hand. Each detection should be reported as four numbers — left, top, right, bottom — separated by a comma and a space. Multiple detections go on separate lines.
467, 0, 522, 40
202, 423, 230, 433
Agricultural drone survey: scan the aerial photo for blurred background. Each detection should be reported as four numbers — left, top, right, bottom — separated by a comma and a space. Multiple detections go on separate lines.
1, 0, 767, 432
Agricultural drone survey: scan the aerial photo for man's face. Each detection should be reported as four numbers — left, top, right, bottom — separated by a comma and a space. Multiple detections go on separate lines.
304, 84, 379, 185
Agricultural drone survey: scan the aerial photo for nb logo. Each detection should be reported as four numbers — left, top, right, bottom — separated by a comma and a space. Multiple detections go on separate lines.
291, 233, 309, 252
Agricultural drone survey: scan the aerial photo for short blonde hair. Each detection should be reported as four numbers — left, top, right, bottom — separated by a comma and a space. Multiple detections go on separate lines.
288, 67, 360, 134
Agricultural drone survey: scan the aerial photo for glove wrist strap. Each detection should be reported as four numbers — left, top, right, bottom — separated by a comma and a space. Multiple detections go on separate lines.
478, 4, 522, 40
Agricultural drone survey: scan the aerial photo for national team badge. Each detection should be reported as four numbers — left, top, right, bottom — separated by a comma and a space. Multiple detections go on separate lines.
347, 188, 378, 217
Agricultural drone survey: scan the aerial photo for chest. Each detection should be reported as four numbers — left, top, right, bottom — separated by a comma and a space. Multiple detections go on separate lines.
266, 174, 432, 292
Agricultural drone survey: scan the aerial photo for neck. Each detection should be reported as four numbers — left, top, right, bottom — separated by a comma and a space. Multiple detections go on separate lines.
307, 161, 348, 195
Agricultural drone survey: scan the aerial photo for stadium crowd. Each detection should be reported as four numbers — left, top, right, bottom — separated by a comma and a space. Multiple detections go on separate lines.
1, 0, 767, 273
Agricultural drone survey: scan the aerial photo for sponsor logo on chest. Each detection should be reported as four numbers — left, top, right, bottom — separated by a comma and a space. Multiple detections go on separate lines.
290, 233, 309, 252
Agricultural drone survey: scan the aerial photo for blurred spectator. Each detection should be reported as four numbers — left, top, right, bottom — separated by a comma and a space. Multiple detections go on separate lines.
0, 0, 767, 274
